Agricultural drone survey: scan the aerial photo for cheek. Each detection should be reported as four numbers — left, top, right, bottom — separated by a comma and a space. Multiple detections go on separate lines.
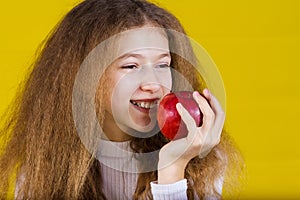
158, 70, 172, 93
102, 73, 121, 114
109, 74, 137, 109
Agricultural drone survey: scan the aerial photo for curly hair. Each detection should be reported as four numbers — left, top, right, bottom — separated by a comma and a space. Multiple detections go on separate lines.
0, 0, 245, 199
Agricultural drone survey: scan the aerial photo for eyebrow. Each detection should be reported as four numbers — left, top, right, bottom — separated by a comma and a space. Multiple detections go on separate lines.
117, 52, 171, 60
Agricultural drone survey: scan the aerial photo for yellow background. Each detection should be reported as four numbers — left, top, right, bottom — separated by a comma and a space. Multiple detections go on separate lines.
1, 0, 300, 199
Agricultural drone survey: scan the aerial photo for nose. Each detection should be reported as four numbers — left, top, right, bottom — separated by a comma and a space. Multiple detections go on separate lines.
140, 67, 161, 93
140, 81, 161, 93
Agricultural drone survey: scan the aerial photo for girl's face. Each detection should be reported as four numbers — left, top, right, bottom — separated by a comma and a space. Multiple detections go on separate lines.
102, 27, 172, 141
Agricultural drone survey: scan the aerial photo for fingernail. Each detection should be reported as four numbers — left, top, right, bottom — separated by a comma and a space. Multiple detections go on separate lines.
204, 88, 210, 96
193, 91, 200, 97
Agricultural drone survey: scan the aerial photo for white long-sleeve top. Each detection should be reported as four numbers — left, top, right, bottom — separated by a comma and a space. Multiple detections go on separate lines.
97, 139, 188, 199
15, 139, 222, 199
97, 139, 223, 200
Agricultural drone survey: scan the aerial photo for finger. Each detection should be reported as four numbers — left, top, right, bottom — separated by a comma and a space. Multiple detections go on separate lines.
203, 89, 225, 138
192, 91, 215, 130
210, 94, 225, 135
176, 103, 198, 139
194, 90, 223, 148
203, 89, 225, 118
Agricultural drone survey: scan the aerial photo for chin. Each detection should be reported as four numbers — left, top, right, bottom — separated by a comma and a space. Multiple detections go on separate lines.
125, 122, 160, 139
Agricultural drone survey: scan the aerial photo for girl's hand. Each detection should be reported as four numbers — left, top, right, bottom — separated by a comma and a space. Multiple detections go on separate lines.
157, 89, 225, 184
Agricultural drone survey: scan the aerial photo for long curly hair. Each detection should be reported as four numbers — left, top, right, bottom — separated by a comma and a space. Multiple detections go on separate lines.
0, 0, 245, 199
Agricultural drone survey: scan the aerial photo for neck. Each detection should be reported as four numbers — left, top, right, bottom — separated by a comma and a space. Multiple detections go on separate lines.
102, 111, 132, 142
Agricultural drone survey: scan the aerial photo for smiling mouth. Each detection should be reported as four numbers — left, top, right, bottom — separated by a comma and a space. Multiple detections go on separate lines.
130, 100, 158, 109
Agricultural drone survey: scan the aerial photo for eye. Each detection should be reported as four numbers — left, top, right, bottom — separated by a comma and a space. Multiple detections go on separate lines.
121, 64, 138, 69
156, 64, 170, 68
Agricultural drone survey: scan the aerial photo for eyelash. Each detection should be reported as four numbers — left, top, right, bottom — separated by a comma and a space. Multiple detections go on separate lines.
121, 64, 170, 69
157, 64, 170, 68
121, 65, 137, 69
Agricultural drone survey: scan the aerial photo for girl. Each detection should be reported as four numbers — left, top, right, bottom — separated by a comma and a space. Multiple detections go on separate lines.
0, 0, 244, 199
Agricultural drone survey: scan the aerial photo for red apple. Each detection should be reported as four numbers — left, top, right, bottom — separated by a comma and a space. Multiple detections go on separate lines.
157, 91, 203, 140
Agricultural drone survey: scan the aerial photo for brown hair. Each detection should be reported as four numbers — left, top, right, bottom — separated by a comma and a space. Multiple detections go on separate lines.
0, 0, 245, 199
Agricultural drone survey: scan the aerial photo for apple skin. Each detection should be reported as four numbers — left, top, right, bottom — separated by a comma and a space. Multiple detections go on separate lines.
157, 91, 203, 140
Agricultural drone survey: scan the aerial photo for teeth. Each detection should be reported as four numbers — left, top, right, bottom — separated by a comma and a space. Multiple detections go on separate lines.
145, 102, 150, 109
131, 100, 157, 109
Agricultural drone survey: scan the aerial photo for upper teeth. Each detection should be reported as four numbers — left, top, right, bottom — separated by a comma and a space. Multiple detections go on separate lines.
131, 101, 156, 109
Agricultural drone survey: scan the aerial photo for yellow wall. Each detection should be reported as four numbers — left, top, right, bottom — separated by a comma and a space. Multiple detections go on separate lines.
1, 0, 299, 199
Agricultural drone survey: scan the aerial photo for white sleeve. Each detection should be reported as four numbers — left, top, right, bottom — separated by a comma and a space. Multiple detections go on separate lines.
150, 179, 188, 200
14, 173, 25, 200
214, 176, 223, 196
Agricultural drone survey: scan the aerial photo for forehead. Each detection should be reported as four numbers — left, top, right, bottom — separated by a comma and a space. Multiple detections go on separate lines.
116, 27, 169, 56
